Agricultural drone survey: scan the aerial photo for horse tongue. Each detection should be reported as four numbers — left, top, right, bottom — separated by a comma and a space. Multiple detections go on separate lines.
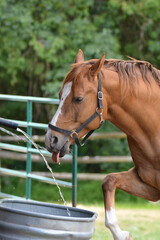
52, 152, 60, 163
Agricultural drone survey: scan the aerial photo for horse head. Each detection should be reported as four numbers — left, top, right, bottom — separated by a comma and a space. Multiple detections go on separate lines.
45, 50, 107, 162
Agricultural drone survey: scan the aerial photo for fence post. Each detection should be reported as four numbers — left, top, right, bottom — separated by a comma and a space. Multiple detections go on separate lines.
72, 143, 77, 207
26, 100, 32, 199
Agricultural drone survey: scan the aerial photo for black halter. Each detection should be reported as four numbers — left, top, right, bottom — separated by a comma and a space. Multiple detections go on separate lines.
48, 73, 104, 146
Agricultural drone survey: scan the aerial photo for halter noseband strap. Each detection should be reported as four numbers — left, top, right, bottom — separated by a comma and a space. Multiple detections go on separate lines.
48, 72, 104, 146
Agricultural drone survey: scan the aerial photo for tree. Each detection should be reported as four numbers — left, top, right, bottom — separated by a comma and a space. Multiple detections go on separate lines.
107, 0, 160, 67
0, 0, 121, 99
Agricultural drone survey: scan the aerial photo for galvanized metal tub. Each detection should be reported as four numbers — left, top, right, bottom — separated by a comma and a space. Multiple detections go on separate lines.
0, 199, 97, 240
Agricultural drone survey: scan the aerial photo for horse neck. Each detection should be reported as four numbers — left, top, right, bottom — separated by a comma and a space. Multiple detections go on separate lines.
103, 68, 145, 137
104, 68, 160, 141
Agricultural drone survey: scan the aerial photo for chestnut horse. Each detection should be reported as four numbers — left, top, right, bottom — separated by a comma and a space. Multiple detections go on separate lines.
45, 50, 160, 240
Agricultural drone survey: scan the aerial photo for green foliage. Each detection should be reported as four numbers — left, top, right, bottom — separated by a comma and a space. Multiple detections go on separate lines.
107, 0, 160, 66
0, 0, 120, 99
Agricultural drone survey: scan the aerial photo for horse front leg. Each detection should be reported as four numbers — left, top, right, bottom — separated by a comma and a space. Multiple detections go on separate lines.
102, 167, 160, 240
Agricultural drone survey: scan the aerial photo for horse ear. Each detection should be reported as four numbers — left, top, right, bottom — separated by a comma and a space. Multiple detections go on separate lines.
75, 49, 84, 63
90, 53, 105, 75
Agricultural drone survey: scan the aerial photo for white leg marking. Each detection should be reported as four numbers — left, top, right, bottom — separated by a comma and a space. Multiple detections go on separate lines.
106, 207, 130, 240
51, 82, 72, 126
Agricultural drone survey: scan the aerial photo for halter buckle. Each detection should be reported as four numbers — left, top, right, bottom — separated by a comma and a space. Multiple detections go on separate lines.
96, 108, 104, 125
98, 91, 103, 100
70, 130, 78, 139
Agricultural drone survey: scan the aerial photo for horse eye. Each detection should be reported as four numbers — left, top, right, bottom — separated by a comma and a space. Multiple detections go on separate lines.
73, 97, 84, 103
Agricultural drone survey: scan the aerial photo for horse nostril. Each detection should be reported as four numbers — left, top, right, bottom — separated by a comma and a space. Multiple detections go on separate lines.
50, 135, 58, 149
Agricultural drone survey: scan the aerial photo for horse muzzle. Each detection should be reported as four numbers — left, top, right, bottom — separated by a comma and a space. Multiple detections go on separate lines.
45, 129, 69, 163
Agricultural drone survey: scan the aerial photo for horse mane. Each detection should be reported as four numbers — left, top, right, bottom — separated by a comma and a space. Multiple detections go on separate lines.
104, 59, 160, 92
63, 58, 160, 93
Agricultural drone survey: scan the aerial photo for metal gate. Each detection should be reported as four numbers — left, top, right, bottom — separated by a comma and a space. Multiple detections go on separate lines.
0, 94, 77, 207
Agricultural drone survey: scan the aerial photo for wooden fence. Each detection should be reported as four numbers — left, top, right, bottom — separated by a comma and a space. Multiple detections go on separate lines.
0, 132, 132, 181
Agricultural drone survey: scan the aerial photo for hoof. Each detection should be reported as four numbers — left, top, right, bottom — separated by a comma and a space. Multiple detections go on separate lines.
113, 231, 133, 240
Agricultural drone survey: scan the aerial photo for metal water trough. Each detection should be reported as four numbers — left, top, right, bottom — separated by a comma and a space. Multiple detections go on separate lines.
0, 199, 97, 240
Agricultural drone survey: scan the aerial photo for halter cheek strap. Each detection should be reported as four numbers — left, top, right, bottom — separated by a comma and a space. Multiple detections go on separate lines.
48, 72, 104, 146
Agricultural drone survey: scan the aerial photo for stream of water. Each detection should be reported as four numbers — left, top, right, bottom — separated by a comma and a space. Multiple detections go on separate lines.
0, 126, 71, 216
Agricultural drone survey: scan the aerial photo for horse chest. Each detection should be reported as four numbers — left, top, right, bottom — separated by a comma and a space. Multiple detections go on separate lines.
137, 165, 160, 190
128, 135, 160, 161
128, 138, 160, 189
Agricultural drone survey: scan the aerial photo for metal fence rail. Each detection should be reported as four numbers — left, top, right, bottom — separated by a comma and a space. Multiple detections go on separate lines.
0, 94, 77, 207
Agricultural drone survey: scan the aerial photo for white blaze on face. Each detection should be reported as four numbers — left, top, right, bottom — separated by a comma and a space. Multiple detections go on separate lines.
51, 81, 72, 126
105, 207, 130, 240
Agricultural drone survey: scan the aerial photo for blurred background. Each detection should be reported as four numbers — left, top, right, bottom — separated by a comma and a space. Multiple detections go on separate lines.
0, 1, 160, 238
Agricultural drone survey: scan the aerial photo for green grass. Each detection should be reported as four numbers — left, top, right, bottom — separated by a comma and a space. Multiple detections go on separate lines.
77, 202, 160, 240
87, 203, 160, 240
1, 177, 150, 205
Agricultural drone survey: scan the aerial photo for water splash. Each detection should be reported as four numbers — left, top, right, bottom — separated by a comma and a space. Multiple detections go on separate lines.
0, 126, 71, 216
